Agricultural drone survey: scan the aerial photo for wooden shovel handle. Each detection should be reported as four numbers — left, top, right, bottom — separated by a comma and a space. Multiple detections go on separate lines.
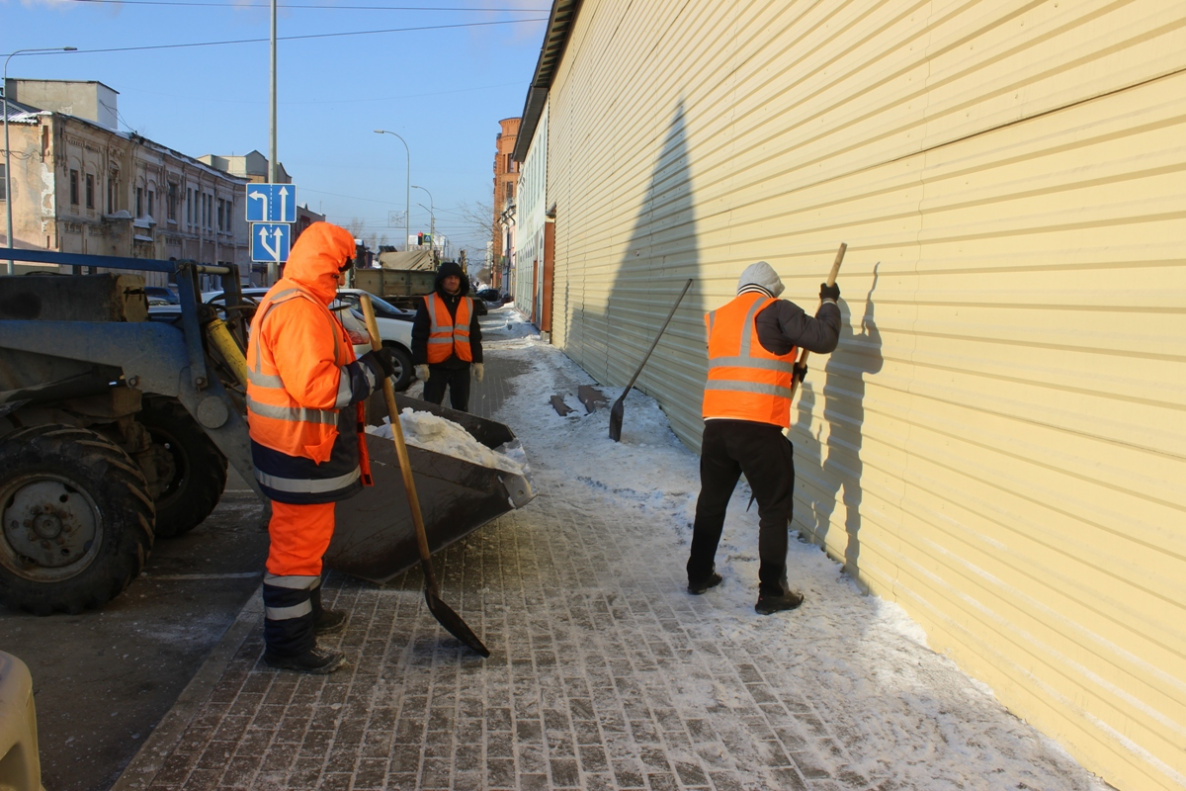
359, 294, 438, 592
790, 242, 847, 401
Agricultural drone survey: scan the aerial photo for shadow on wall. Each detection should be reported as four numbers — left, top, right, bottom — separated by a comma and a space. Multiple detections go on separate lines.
603, 99, 706, 413
794, 264, 883, 585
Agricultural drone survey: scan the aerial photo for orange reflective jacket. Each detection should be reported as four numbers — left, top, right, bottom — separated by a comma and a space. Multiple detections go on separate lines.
702, 292, 797, 428
247, 284, 355, 462
424, 293, 473, 363
245, 223, 371, 503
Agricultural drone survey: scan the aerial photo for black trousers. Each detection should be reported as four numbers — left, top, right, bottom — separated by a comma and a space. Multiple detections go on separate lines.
422, 364, 471, 411
687, 419, 795, 596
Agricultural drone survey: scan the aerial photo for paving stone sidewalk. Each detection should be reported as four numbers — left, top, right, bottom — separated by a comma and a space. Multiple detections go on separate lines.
112, 317, 1104, 791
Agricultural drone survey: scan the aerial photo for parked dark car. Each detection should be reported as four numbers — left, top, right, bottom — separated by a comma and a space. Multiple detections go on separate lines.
476, 287, 510, 306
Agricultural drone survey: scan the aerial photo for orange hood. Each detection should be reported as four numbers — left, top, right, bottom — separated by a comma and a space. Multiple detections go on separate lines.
280, 222, 355, 304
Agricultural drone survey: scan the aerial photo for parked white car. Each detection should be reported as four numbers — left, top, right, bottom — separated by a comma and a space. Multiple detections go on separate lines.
333, 289, 416, 391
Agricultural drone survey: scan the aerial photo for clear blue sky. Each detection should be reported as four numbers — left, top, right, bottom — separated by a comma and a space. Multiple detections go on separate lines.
3, 0, 549, 265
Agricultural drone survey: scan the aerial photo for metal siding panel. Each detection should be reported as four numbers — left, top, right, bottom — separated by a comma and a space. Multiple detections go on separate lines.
541, 2, 1186, 787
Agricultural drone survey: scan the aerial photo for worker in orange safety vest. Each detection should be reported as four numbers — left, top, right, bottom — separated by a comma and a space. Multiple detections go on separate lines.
245, 221, 397, 674
686, 261, 841, 615
411, 260, 484, 411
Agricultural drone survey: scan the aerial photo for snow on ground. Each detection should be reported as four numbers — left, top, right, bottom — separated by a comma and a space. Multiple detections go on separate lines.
460, 304, 1108, 791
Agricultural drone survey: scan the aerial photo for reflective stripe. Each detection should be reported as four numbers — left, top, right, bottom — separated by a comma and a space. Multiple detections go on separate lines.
737, 298, 766, 357
704, 380, 794, 398
246, 368, 285, 388
264, 573, 320, 590
265, 601, 313, 620
256, 466, 361, 494
335, 365, 354, 409
245, 395, 339, 425
707, 355, 796, 373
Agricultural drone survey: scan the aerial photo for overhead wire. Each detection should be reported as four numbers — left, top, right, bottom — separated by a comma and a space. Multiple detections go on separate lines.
56, 18, 546, 55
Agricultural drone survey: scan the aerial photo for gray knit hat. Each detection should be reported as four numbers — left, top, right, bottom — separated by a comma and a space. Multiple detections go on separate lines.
736, 260, 785, 297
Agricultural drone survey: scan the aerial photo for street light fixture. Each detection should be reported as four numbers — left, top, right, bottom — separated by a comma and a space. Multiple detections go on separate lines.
411, 184, 434, 254
5, 46, 77, 275
373, 129, 410, 252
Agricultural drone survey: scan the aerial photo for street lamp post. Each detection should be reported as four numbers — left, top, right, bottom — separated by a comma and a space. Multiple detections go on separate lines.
5, 46, 76, 275
373, 130, 410, 251
412, 184, 434, 257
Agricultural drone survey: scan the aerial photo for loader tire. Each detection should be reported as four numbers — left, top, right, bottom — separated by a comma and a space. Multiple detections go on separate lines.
139, 396, 228, 538
0, 425, 155, 615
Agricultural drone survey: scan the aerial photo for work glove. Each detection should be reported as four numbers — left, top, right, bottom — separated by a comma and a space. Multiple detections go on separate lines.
793, 362, 808, 384
416, 364, 431, 382
473, 363, 485, 383
820, 282, 841, 302
360, 348, 396, 380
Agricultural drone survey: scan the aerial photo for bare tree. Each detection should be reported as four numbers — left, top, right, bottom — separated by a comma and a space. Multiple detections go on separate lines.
457, 199, 494, 245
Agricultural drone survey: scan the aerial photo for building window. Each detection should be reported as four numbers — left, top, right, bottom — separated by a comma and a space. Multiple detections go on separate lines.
107, 177, 116, 213
0, 164, 5, 201
70, 170, 80, 205
187, 188, 193, 224
505, 182, 514, 201
136, 187, 143, 216
167, 183, 178, 221
217, 198, 224, 231
85, 174, 95, 209
147, 190, 154, 219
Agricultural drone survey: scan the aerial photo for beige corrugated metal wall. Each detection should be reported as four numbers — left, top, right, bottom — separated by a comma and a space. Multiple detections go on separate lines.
540, 1, 1186, 788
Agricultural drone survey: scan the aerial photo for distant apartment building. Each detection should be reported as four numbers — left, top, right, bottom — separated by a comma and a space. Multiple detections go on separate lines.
491, 117, 520, 289
2, 78, 250, 287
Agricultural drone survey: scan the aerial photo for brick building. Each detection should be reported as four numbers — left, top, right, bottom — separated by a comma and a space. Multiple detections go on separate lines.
491, 117, 520, 289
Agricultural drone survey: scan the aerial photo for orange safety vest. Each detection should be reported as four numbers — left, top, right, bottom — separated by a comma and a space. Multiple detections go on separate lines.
247, 284, 352, 462
424, 292, 474, 363
702, 292, 797, 428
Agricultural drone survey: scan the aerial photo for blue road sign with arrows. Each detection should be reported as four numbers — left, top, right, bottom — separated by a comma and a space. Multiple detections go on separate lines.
252, 223, 291, 263
245, 183, 297, 223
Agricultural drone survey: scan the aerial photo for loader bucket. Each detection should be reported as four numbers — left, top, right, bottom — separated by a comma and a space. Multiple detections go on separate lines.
324, 394, 533, 584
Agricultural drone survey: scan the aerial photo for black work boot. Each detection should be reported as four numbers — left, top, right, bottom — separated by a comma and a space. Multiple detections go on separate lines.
311, 583, 347, 635
687, 571, 724, 595
314, 608, 347, 636
263, 646, 345, 674
755, 588, 804, 615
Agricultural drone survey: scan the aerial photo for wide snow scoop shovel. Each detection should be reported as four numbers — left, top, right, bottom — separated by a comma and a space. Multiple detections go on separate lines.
360, 295, 490, 658
609, 278, 693, 441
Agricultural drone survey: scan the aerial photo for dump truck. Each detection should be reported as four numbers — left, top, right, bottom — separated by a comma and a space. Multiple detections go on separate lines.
0, 250, 531, 615
352, 249, 437, 310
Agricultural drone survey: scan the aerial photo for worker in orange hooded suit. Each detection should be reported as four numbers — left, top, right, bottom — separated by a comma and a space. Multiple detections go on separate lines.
245, 222, 396, 674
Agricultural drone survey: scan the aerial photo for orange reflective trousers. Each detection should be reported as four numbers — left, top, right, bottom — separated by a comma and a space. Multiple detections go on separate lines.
265, 501, 336, 577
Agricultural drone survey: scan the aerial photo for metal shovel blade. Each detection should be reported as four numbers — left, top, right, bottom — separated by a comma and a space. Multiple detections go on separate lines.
424, 585, 490, 657
608, 394, 627, 441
